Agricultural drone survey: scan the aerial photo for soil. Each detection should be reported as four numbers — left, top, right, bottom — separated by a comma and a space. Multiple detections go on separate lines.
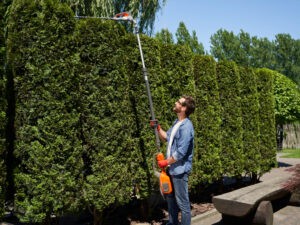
128, 202, 215, 225
118, 200, 214, 225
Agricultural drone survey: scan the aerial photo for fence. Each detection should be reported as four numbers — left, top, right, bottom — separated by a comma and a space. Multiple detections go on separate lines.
283, 124, 300, 149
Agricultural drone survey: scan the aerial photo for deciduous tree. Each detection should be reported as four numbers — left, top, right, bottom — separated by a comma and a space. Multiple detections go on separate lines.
175, 22, 205, 55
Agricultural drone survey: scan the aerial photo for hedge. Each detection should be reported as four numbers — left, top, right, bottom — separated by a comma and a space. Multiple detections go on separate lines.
74, 19, 137, 223
157, 42, 194, 143
0, 0, 8, 217
216, 60, 244, 178
190, 55, 222, 188
123, 32, 163, 200
239, 67, 261, 181
256, 68, 277, 174
6, 0, 84, 222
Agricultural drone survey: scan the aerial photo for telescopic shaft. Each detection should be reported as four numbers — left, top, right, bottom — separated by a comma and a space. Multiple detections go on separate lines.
134, 25, 160, 151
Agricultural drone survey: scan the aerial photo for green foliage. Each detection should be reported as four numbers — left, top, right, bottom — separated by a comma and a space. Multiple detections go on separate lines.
256, 68, 277, 174
210, 29, 300, 86
275, 34, 300, 84
155, 28, 174, 44
239, 67, 261, 177
250, 37, 276, 69
175, 22, 205, 55
157, 42, 194, 138
210, 29, 240, 63
0, 0, 8, 218
156, 42, 195, 142
75, 19, 135, 216
216, 60, 244, 177
7, 0, 84, 222
122, 32, 163, 198
190, 55, 222, 187
273, 71, 300, 124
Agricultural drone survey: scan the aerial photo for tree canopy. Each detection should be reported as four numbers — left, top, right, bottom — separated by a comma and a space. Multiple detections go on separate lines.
273, 72, 300, 124
210, 29, 300, 86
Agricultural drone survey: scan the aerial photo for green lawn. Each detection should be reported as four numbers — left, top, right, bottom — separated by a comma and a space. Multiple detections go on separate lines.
281, 148, 300, 158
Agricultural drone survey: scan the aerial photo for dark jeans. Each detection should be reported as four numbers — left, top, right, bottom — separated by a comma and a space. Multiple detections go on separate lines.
166, 173, 191, 225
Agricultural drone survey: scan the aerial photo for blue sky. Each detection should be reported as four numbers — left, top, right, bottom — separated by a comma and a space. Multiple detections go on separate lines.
153, 0, 300, 52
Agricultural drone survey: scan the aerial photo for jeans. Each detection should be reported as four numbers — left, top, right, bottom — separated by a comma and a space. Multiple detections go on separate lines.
166, 173, 191, 225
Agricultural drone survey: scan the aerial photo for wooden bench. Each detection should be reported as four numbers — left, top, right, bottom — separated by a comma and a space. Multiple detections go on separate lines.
212, 176, 293, 225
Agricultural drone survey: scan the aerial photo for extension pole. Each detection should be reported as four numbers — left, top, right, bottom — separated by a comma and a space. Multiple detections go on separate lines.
134, 24, 160, 151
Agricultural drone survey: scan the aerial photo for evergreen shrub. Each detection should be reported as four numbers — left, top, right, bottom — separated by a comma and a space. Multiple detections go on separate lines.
239, 67, 261, 180
190, 55, 222, 188
7, 0, 83, 222
256, 68, 277, 174
0, 0, 8, 217
216, 60, 244, 178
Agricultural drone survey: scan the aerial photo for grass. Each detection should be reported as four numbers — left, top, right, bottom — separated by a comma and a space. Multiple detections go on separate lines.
281, 148, 300, 158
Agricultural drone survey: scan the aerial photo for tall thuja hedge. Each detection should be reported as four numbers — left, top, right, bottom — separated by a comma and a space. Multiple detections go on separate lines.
157, 43, 194, 159
190, 55, 222, 189
158, 43, 194, 111
123, 33, 162, 198
75, 19, 137, 223
0, 0, 8, 217
256, 68, 277, 174
6, 0, 85, 223
239, 67, 261, 180
157, 43, 195, 190
216, 60, 244, 178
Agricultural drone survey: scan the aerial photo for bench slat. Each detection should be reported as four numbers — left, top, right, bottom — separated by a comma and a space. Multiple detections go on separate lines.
212, 176, 290, 217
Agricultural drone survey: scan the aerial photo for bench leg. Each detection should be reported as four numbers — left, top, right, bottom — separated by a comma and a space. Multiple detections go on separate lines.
252, 201, 273, 225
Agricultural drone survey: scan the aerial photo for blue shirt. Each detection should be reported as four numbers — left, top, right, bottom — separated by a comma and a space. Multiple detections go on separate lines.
166, 118, 194, 175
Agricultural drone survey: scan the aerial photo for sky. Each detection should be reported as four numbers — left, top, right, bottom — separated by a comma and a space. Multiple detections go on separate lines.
153, 0, 300, 52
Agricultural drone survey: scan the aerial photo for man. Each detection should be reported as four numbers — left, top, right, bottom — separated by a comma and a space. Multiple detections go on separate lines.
152, 95, 195, 225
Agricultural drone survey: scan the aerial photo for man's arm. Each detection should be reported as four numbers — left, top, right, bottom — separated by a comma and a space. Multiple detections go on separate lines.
157, 125, 167, 141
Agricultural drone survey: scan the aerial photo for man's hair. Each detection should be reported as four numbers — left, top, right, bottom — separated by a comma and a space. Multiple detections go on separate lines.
182, 95, 195, 117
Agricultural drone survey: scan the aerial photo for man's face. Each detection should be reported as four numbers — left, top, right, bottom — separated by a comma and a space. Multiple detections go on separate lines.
173, 97, 186, 113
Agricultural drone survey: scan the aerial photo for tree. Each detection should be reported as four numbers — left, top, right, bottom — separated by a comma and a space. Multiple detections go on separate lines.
155, 28, 174, 44
175, 22, 205, 55
60, 0, 167, 34
250, 36, 276, 69
273, 72, 300, 149
210, 29, 300, 86
275, 34, 300, 85
237, 30, 251, 66
210, 29, 240, 62
190, 30, 205, 55
211, 29, 253, 66
274, 72, 300, 124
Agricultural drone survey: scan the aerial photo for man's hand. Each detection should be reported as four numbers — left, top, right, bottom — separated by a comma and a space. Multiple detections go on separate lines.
150, 119, 161, 131
158, 159, 168, 168
150, 119, 158, 128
